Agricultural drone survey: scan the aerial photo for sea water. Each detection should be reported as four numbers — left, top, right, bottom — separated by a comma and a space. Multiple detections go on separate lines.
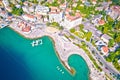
0, 27, 89, 80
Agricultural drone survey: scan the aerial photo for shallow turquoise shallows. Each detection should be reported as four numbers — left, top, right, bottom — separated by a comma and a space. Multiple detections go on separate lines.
0, 27, 89, 80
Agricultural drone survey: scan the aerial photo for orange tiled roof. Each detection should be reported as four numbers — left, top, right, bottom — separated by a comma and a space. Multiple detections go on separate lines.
35, 14, 42, 19
60, 3, 66, 7
49, 12, 60, 14
24, 14, 35, 19
23, 1, 28, 5
98, 20, 105, 25
92, 0, 96, 2
49, 7, 60, 14
22, 26, 31, 32
66, 8, 71, 12
101, 46, 109, 54
66, 13, 81, 21
50, 7, 58, 10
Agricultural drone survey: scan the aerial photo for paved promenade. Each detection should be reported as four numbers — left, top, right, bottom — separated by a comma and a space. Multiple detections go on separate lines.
8, 24, 106, 80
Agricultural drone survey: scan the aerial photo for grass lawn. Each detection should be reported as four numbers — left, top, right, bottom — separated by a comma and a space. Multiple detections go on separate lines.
74, 31, 85, 38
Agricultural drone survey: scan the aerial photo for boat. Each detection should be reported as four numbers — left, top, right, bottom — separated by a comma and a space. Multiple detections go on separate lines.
31, 39, 43, 47
0, 24, 6, 29
31, 41, 36, 47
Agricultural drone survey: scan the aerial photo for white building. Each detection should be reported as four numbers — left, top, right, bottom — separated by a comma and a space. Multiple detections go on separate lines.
0, 11, 7, 18
81, 0, 86, 3
92, 0, 96, 5
35, 5, 49, 15
118, 59, 120, 64
49, 7, 62, 23
61, 13, 82, 29
91, 14, 103, 26
22, 6, 29, 13
23, 1, 29, 6
60, 3, 66, 9
2, 0, 9, 6
44, 17, 49, 22
49, 12, 63, 23
109, 6, 120, 20
29, 6, 35, 13
95, 40, 106, 46
22, 14, 37, 22
15, 4, 21, 8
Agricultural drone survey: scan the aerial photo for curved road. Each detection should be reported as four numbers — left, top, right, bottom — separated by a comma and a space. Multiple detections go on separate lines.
63, 29, 120, 79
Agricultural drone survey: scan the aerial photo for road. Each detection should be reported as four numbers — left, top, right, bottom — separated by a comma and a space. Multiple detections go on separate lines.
63, 29, 120, 79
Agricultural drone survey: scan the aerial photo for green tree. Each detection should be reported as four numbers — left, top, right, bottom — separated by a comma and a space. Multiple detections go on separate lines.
107, 15, 113, 22
51, 22, 59, 27
40, 1, 46, 5
85, 32, 92, 41
61, 0, 65, 4
103, 27, 108, 34
106, 52, 116, 62
114, 21, 120, 31
12, 7, 23, 16
9, 3, 15, 7
114, 32, 120, 43
79, 24, 84, 30
113, 58, 120, 71
108, 39, 114, 47
46, 22, 50, 26
115, 36, 120, 43
70, 28, 75, 33
112, 0, 120, 5
51, 1, 59, 7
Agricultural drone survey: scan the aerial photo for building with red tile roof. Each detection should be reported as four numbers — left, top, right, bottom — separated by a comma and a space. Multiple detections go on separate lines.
35, 13, 43, 21
49, 7, 62, 23
17, 21, 26, 29
49, 7, 60, 13
22, 14, 37, 22
110, 5, 120, 20
0, 11, 7, 17
62, 12, 82, 29
101, 46, 109, 55
17, 21, 31, 33
92, 0, 96, 5
35, 5, 49, 15
22, 26, 31, 32
60, 3, 66, 9
23, 1, 28, 6
98, 19, 105, 25
65, 8, 72, 14
66, 13, 81, 21
81, 0, 86, 3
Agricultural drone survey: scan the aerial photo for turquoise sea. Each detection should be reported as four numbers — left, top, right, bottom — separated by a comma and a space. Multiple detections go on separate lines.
0, 27, 89, 80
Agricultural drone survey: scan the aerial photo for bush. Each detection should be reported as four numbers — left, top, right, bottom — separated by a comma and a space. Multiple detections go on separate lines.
12, 7, 23, 16
85, 32, 92, 41
70, 28, 75, 33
